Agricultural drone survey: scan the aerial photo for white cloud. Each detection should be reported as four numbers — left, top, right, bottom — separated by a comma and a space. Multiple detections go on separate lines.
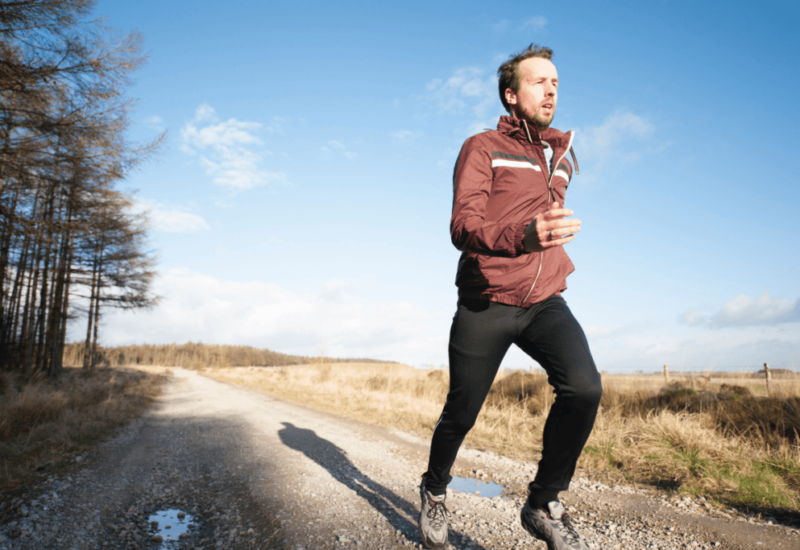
521, 16, 547, 31
90, 270, 449, 366
392, 130, 419, 141
320, 140, 358, 160
131, 198, 210, 234
144, 115, 165, 132
577, 111, 654, 157
425, 67, 505, 137
570, 320, 800, 372
679, 308, 708, 327
181, 104, 288, 190
681, 292, 800, 328
264, 115, 290, 134
194, 104, 216, 122
426, 67, 498, 119
574, 111, 656, 178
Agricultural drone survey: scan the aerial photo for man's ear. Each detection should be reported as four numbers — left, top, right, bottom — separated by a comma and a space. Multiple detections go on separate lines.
504, 88, 518, 107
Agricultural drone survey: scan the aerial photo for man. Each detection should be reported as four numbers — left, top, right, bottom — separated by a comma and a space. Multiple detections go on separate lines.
418, 44, 602, 550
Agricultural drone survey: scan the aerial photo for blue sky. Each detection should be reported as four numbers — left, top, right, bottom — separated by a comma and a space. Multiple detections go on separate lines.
86, 0, 800, 372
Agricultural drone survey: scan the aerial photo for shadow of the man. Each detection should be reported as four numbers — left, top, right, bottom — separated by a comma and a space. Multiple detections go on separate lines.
277, 422, 483, 548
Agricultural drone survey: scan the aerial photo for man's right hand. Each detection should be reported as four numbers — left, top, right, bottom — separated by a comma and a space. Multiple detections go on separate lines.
523, 202, 581, 253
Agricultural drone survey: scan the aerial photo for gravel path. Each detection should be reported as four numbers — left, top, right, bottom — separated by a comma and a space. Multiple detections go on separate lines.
0, 368, 797, 550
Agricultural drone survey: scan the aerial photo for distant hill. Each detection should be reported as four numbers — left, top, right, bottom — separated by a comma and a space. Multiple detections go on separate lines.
62, 342, 394, 369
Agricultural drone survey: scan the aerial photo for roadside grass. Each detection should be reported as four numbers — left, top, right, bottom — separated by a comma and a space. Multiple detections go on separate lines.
0, 366, 167, 495
203, 363, 800, 521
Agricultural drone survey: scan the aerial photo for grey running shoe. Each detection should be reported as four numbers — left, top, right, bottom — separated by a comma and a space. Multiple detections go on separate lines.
418, 479, 450, 549
521, 501, 589, 550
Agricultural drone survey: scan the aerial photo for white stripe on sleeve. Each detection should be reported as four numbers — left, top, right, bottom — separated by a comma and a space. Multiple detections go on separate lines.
491, 159, 542, 170
554, 169, 570, 181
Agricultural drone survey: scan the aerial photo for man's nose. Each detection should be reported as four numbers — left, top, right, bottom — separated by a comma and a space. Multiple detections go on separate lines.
544, 83, 555, 96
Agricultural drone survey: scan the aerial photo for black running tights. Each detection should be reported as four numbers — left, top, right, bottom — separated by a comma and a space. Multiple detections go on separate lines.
424, 295, 602, 495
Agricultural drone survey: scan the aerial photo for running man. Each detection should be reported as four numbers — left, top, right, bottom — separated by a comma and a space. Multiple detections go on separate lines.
418, 44, 602, 550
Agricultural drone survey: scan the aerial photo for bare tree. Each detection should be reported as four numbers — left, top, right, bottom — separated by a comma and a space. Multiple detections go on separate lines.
0, 0, 163, 377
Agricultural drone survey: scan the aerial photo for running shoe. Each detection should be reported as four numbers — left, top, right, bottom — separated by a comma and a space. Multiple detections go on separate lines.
520, 500, 589, 550
418, 477, 450, 549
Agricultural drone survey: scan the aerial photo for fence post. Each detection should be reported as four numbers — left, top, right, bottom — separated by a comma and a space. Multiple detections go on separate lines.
764, 362, 771, 397
663, 364, 669, 385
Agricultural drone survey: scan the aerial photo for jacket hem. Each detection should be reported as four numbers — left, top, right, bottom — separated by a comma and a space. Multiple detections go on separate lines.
457, 289, 563, 308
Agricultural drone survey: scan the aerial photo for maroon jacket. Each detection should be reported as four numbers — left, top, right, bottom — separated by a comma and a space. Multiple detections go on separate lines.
451, 115, 578, 307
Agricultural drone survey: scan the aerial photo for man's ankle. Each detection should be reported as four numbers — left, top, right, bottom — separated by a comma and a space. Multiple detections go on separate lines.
526, 483, 559, 510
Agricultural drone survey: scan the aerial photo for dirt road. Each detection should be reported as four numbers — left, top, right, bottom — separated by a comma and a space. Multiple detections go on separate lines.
0, 368, 796, 550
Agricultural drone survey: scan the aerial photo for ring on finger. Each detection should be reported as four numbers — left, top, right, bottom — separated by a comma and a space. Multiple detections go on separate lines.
549, 230, 554, 241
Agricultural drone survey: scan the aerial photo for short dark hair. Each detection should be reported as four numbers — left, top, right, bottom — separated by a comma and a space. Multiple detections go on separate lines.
497, 44, 554, 114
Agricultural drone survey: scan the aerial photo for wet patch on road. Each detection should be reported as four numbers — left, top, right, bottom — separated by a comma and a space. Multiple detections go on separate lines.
450, 476, 509, 499
148, 508, 195, 547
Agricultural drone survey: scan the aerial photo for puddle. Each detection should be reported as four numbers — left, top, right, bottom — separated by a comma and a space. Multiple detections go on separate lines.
450, 476, 509, 499
148, 509, 195, 547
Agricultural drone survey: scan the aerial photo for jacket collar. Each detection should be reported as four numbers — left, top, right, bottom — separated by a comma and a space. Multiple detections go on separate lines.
497, 115, 571, 150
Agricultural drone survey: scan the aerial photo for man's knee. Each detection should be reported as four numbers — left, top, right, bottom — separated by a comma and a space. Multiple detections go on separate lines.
574, 376, 603, 408
440, 403, 481, 436
450, 416, 477, 436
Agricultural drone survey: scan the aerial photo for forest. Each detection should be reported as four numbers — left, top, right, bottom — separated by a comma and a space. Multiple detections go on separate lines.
0, 0, 161, 379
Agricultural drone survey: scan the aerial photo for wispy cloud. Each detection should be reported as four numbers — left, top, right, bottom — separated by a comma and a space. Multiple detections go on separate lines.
181, 104, 288, 190
425, 67, 504, 137
320, 140, 358, 160
131, 198, 210, 234
575, 111, 656, 177
681, 292, 800, 328
521, 16, 547, 31
144, 115, 165, 132
392, 130, 421, 142
426, 67, 496, 117
265, 115, 290, 134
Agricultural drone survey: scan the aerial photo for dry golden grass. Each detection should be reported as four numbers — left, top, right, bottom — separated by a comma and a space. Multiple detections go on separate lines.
0, 366, 167, 494
205, 363, 453, 436
204, 364, 800, 517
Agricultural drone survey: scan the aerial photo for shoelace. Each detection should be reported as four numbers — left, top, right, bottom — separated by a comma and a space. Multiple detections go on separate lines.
558, 512, 582, 546
426, 498, 451, 529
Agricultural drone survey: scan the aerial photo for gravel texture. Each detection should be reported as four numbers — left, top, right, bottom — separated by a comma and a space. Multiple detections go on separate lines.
0, 368, 797, 550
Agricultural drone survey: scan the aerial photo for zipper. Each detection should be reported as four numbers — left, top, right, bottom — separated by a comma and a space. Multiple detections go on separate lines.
522, 130, 575, 304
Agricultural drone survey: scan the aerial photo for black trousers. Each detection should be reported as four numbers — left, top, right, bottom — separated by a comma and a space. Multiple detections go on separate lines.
424, 295, 602, 495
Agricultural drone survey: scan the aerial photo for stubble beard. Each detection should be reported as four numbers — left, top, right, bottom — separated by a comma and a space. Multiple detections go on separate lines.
531, 111, 554, 131
518, 105, 555, 131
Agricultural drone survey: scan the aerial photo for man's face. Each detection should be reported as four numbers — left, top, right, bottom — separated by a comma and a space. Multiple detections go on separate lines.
505, 57, 558, 130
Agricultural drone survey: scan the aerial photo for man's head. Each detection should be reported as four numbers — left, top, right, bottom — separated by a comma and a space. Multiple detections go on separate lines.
498, 44, 558, 131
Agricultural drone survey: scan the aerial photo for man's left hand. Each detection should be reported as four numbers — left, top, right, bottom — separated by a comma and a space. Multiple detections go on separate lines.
523, 202, 581, 253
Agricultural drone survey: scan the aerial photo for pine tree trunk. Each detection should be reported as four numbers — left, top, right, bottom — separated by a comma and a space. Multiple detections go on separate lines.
83, 243, 99, 371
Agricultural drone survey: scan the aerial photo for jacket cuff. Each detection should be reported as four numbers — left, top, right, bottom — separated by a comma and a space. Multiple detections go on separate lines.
513, 222, 529, 255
